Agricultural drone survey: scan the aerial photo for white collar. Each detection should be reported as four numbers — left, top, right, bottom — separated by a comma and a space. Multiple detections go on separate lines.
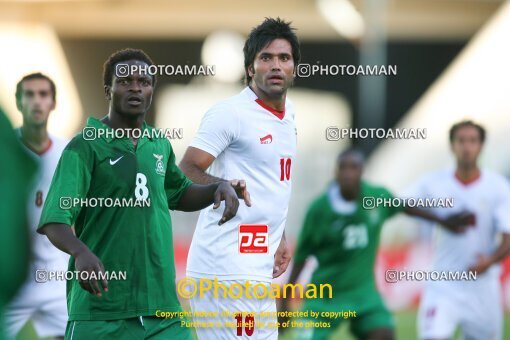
328, 183, 357, 214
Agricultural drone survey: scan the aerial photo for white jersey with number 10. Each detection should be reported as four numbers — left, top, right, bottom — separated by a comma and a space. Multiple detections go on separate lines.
186, 87, 297, 282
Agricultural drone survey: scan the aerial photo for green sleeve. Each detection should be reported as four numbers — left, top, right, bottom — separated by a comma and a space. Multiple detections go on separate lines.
165, 143, 193, 210
293, 202, 321, 263
38, 146, 92, 230
381, 188, 402, 218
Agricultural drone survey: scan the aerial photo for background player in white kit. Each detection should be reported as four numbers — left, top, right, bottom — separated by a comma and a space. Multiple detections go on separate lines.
5, 73, 69, 339
179, 18, 299, 339
406, 120, 510, 340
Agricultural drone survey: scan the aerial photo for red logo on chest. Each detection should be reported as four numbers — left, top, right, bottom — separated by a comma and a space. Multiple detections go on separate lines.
260, 134, 273, 144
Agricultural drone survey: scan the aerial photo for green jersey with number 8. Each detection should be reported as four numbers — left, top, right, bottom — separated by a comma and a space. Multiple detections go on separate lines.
38, 117, 192, 321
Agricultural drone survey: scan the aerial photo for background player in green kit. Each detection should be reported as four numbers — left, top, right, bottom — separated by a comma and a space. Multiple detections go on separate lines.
0, 108, 37, 340
280, 149, 474, 340
37, 49, 248, 339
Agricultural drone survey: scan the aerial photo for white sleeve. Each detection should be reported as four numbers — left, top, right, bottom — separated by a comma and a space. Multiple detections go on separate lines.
189, 103, 240, 158
401, 175, 428, 199
494, 178, 510, 233
401, 175, 437, 231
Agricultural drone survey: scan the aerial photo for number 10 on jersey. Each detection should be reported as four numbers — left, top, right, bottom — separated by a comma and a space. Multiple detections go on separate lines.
279, 158, 292, 181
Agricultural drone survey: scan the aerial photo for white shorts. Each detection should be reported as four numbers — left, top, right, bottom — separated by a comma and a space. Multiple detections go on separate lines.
4, 265, 68, 338
189, 278, 278, 340
418, 280, 502, 340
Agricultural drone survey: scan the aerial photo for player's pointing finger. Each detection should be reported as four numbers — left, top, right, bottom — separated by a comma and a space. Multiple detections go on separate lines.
243, 188, 252, 207
213, 189, 221, 209
99, 262, 109, 292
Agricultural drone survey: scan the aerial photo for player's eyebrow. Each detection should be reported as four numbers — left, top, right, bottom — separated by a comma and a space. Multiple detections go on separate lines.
134, 74, 153, 85
259, 52, 292, 58
38, 89, 50, 96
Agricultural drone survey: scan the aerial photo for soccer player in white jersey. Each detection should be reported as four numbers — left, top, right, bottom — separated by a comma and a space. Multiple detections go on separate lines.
406, 121, 510, 340
179, 18, 299, 339
4, 73, 69, 339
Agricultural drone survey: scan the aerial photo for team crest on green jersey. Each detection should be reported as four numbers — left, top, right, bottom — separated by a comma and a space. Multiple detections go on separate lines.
153, 153, 165, 175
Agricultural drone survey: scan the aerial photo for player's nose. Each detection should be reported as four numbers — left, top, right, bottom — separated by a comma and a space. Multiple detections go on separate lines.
128, 82, 142, 92
271, 57, 282, 70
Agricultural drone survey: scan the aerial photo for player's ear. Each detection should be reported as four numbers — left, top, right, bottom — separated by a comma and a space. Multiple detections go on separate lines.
449, 140, 455, 152
334, 165, 340, 180
15, 96, 22, 112
248, 64, 255, 78
50, 97, 56, 111
104, 85, 112, 101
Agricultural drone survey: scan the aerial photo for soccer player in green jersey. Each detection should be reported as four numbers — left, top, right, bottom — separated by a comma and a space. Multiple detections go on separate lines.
37, 49, 248, 339
0, 108, 37, 340
281, 149, 473, 340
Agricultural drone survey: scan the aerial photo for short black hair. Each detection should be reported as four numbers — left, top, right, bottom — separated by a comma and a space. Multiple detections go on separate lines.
449, 120, 486, 144
103, 48, 156, 88
337, 148, 365, 165
16, 73, 56, 105
243, 17, 301, 85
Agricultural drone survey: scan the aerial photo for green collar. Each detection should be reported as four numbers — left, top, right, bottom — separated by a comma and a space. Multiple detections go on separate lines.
85, 116, 153, 145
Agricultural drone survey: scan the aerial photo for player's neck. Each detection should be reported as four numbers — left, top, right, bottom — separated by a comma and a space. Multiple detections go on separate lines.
20, 123, 50, 153
339, 187, 358, 201
249, 85, 286, 111
104, 112, 144, 149
104, 112, 144, 130
455, 164, 480, 184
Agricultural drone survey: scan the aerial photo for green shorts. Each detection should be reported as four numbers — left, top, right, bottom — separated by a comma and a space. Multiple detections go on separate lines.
65, 316, 192, 340
296, 292, 394, 340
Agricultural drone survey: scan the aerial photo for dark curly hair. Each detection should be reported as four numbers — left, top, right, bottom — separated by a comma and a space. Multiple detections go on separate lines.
103, 48, 156, 88
243, 17, 301, 85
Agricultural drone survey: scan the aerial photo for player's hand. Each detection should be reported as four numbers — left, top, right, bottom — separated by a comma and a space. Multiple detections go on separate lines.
214, 181, 241, 225
439, 211, 475, 233
230, 179, 252, 207
74, 248, 109, 297
468, 254, 493, 275
273, 238, 291, 278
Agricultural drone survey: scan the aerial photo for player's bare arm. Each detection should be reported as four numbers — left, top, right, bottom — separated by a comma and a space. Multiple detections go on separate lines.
403, 206, 475, 233
278, 257, 306, 331
176, 182, 241, 225
273, 231, 291, 278
180, 146, 223, 184
180, 146, 252, 206
469, 233, 510, 275
38, 223, 108, 297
